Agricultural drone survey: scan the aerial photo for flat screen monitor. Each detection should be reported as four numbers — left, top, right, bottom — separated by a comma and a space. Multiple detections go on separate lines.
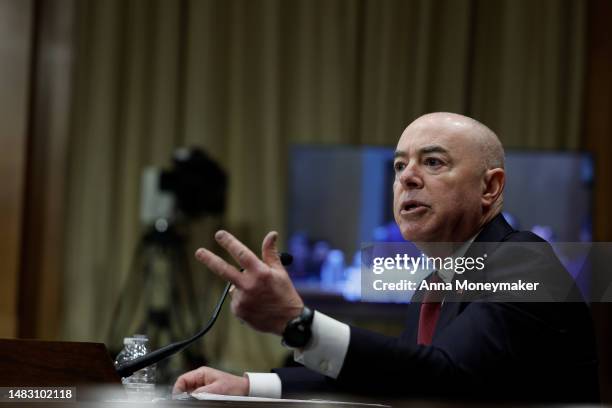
286, 145, 593, 303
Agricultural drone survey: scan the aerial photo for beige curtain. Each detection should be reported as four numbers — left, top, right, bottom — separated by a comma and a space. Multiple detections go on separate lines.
61, 0, 585, 372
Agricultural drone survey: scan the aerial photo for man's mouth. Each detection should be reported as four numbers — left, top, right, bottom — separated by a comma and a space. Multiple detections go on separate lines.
400, 200, 430, 215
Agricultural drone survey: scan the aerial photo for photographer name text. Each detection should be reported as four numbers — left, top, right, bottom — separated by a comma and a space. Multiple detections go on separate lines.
372, 279, 540, 292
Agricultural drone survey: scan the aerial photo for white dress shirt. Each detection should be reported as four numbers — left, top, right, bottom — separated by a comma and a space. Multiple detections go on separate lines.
246, 311, 349, 398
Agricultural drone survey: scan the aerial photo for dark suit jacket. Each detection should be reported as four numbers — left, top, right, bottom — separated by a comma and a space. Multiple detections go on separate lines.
274, 214, 600, 402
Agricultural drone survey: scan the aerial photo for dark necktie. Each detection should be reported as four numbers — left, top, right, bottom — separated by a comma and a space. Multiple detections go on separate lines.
417, 272, 443, 345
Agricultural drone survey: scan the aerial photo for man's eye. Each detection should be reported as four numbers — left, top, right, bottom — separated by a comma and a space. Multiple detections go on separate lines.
424, 157, 443, 167
394, 162, 406, 172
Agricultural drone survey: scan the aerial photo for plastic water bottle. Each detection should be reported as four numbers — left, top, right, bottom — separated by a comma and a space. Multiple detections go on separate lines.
114, 334, 156, 400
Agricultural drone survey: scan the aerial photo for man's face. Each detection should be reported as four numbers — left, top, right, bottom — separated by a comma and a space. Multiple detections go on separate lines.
393, 119, 485, 243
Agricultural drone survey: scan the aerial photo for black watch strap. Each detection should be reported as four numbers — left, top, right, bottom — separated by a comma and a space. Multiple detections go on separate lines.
281, 306, 314, 348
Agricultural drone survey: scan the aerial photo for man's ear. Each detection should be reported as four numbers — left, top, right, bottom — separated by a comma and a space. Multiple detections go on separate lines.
482, 168, 505, 207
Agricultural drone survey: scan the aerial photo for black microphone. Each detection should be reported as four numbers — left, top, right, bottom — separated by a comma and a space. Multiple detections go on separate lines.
115, 252, 293, 378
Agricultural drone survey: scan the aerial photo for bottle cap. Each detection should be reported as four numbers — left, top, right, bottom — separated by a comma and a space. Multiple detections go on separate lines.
124, 334, 149, 345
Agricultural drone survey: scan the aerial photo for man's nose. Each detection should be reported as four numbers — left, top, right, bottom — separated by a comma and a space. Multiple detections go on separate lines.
398, 164, 424, 189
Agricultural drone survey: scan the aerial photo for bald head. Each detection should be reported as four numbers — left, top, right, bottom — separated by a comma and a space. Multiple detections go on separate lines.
409, 112, 505, 173
393, 112, 506, 243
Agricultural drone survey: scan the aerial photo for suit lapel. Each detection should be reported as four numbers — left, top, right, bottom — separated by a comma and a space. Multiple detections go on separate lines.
432, 214, 516, 337
400, 301, 421, 343
433, 286, 465, 335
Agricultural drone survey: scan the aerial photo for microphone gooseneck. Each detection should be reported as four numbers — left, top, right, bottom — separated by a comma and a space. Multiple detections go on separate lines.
115, 251, 293, 378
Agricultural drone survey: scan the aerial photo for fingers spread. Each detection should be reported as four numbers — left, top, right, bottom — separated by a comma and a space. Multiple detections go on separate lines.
195, 248, 245, 288
215, 230, 261, 271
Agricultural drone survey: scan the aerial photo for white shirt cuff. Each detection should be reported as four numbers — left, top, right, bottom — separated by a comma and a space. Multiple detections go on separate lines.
244, 372, 282, 398
293, 311, 350, 379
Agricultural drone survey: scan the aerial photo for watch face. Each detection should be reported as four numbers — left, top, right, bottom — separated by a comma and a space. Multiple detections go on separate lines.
286, 333, 304, 347
283, 307, 313, 348
284, 323, 309, 347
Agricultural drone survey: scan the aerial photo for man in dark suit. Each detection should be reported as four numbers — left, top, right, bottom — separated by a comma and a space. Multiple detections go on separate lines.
173, 113, 599, 402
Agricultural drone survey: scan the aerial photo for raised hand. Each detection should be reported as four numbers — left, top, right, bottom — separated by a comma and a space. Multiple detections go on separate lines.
195, 230, 304, 335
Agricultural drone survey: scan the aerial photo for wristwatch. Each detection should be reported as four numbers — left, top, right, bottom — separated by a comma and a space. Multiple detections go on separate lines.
281, 306, 314, 348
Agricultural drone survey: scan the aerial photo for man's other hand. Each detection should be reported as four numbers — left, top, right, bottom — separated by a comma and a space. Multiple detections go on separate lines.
173, 366, 249, 395
195, 230, 304, 335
